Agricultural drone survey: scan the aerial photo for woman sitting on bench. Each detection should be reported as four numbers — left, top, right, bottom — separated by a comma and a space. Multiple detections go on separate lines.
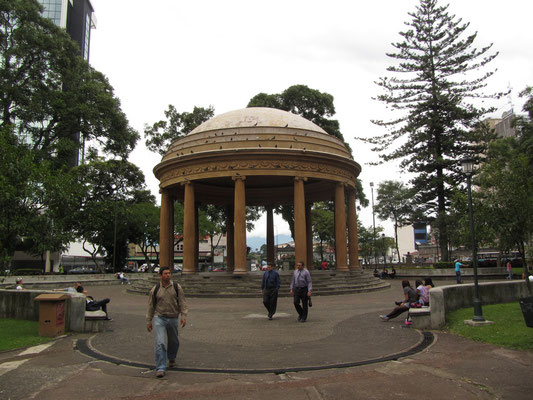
380, 279, 418, 321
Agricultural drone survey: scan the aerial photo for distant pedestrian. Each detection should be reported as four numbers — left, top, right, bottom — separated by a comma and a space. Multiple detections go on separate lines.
146, 266, 188, 378
506, 260, 513, 280
261, 263, 281, 320
290, 261, 312, 322
15, 278, 23, 290
455, 259, 464, 284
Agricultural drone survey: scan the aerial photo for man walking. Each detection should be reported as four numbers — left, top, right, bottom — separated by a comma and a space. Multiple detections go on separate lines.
146, 266, 188, 378
261, 263, 281, 320
290, 261, 312, 322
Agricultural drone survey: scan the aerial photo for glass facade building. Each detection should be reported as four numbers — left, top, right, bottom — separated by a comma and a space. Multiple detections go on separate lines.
38, 0, 94, 61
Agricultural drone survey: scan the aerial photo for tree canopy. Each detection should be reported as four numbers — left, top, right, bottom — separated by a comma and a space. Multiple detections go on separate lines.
375, 180, 414, 260
476, 87, 533, 284
144, 105, 214, 156
0, 0, 138, 165
70, 157, 155, 272
362, 0, 503, 260
248, 84, 345, 142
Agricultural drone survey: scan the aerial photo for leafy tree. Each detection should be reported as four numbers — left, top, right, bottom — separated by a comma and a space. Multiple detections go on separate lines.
312, 202, 334, 263
477, 87, 533, 289
362, 0, 503, 261
144, 105, 215, 156
248, 84, 345, 142
199, 205, 225, 263
375, 180, 413, 260
0, 0, 138, 164
0, 128, 80, 271
129, 201, 160, 268
249, 84, 368, 236
357, 222, 385, 265
72, 157, 154, 272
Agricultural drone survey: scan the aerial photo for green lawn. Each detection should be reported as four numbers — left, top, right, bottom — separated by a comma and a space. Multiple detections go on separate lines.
446, 302, 533, 351
0, 319, 54, 352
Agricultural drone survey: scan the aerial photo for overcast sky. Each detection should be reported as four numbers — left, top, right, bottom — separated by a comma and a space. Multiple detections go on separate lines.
88, 0, 533, 240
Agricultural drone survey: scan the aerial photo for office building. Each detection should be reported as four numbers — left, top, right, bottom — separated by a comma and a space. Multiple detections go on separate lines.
38, 0, 95, 61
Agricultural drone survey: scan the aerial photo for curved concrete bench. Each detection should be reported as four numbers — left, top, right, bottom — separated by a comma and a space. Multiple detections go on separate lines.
85, 310, 107, 333
427, 280, 531, 329
0, 289, 86, 332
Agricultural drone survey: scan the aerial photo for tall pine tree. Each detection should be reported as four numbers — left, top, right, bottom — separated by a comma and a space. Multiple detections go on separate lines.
363, 0, 504, 260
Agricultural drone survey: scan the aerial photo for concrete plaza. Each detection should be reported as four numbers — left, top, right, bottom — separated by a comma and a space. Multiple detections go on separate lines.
1, 278, 532, 399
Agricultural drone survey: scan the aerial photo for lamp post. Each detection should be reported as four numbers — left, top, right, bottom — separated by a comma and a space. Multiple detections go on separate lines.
381, 233, 386, 264
370, 182, 376, 267
461, 158, 485, 322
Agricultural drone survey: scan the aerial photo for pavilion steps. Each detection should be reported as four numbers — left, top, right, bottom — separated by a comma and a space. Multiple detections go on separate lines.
127, 271, 390, 298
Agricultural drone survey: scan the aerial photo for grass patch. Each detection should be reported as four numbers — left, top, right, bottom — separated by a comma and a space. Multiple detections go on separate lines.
445, 302, 533, 351
0, 319, 54, 352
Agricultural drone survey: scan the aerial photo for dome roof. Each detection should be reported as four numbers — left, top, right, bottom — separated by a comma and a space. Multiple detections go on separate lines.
189, 107, 328, 135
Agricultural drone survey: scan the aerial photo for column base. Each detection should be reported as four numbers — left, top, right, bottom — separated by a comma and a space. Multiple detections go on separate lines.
336, 265, 349, 272
232, 270, 248, 275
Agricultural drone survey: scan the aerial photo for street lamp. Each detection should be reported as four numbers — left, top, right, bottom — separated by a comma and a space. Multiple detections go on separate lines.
370, 182, 376, 267
381, 233, 386, 264
461, 158, 485, 322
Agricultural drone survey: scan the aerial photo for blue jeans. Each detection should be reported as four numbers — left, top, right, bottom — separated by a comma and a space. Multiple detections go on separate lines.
153, 316, 179, 372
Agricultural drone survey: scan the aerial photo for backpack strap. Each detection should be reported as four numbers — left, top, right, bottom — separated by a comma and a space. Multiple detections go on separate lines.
152, 282, 161, 306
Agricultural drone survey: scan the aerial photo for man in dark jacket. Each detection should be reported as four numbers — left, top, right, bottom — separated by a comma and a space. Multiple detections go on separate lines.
261, 263, 281, 320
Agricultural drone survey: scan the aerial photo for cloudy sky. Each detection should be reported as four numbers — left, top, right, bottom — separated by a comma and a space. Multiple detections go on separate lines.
88, 0, 533, 240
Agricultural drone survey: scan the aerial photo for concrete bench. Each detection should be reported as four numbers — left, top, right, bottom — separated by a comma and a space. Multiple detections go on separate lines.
408, 307, 431, 329
84, 310, 107, 333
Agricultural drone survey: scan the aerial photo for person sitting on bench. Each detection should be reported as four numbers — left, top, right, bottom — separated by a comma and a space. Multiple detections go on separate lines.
86, 296, 112, 321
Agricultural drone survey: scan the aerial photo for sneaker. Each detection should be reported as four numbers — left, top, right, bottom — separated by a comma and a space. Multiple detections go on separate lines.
156, 370, 165, 378
379, 315, 389, 321
395, 301, 402, 306
405, 320, 413, 326
168, 359, 176, 368
268, 315, 273, 320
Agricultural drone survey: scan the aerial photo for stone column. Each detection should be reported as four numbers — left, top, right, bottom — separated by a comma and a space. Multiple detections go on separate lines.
194, 202, 199, 271
168, 199, 175, 267
348, 188, 360, 271
294, 177, 307, 265
266, 206, 275, 265
182, 182, 196, 274
335, 183, 348, 271
226, 206, 234, 273
160, 190, 174, 268
233, 176, 247, 274
306, 202, 314, 269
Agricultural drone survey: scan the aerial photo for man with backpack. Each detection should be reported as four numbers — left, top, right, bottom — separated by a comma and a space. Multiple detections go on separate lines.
146, 266, 188, 378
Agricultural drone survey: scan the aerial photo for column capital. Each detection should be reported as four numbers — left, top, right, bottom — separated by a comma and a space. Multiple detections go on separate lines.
294, 176, 308, 182
180, 180, 193, 186
232, 175, 246, 181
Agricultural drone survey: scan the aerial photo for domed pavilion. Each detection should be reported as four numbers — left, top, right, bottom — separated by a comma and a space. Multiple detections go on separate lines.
154, 107, 362, 275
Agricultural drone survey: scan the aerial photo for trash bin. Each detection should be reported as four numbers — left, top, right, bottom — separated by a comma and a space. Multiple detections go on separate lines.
34, 293, 70, 337
519, 296, 533, 328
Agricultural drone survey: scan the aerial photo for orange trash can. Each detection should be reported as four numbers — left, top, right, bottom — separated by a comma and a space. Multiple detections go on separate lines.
34, 293, 69, 337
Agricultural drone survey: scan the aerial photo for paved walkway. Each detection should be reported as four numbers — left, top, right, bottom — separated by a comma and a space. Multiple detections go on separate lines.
1, 278, 533, 399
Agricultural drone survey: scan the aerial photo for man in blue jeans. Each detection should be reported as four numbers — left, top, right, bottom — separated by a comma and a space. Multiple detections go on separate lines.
146, 266, 188, 378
